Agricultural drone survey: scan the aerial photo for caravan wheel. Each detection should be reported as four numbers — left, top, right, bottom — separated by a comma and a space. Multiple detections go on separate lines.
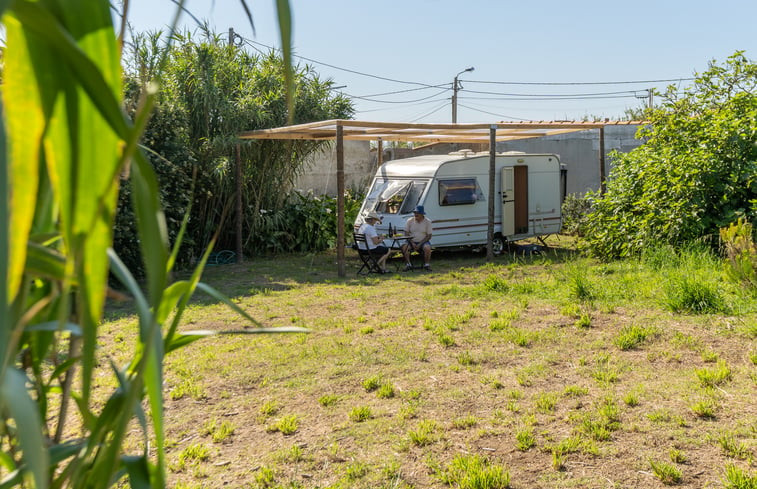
492, 235, 505, 255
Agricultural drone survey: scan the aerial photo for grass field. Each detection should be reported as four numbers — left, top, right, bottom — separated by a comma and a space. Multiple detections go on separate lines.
102, 237, 757, 489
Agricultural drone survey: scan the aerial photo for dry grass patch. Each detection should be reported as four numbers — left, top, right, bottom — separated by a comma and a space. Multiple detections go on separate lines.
100, 243, 757, 488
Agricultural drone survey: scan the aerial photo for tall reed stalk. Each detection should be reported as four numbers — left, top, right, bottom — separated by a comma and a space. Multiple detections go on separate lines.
0, 1, 300, 488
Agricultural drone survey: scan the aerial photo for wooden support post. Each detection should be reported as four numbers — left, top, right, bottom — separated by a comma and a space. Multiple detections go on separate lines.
235, 143, 243, 263
336, 124, 346, 277
486, 125, 496, 261
599, 126, 606, 194
377, 138, 383, 169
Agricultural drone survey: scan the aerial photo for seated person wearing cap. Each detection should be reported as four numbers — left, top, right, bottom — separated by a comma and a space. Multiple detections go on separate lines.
402, 205, 433, 271
357, 211, 391, 273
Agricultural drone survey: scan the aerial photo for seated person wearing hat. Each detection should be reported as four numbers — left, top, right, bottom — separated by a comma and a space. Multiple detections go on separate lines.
357, 211, 392, 273
402, 205, 433, 271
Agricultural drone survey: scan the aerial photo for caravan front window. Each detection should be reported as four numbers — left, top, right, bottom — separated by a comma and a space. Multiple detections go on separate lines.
363, 179, 427, 215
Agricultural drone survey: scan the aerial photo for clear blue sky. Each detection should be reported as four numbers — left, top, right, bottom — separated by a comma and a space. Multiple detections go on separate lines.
124, 0, 757, 123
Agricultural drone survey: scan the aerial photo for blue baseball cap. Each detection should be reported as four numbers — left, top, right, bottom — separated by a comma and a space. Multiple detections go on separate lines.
413, 205, 425, 215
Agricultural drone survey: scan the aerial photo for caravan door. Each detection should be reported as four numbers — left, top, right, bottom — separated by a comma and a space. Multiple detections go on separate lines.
501, 167, 515, 236
501, 166, 529, 236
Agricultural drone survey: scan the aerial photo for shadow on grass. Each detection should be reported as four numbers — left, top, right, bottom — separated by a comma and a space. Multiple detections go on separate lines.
104, 236, 580, 319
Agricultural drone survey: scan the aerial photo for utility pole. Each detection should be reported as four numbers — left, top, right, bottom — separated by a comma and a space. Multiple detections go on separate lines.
647, 88, 654, 110
452, 67, 474, 123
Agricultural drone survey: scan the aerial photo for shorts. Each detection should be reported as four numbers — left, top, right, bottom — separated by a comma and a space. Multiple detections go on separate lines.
370, 245, 389, 255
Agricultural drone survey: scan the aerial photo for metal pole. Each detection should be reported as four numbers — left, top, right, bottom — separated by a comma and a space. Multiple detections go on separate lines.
452, 76, 458, 123
599, 126, 606, 194
336, 124, 346, 277
377, 137, 383, 169
235, 144, 243, 263
486, 125, 496, 261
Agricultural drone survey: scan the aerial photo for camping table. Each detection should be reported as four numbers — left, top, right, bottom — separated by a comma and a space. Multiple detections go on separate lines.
385, 235, 424, 271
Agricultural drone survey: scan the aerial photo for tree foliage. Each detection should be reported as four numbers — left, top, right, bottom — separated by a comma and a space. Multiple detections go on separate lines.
116, 29, 353, 273
582, 52, 757, 259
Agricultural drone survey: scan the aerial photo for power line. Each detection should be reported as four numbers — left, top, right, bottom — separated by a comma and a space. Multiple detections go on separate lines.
242, 37, 442, 87
409, 102, 450, 123
460, 94, 639, 101
356, 84, 450, 98
465, 77, 694, 86
344, 88, 451, 104
462, 88, 645, 98
234, 31, 692, 106
355, 96, 453, 113
456, 103, 532, 121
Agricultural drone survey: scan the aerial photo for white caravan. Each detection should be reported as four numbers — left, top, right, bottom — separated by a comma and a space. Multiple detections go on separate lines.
355, 150, 566, 253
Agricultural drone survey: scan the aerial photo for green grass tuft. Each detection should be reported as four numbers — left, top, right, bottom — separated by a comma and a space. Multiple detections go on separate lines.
696, 360, 732, 387
436, 454, 511, 489
349, 406, 372, 423
663, 275, 727, 314
722, 464, 757, 489
614, 324, 658, 350
649, 459, 683, 485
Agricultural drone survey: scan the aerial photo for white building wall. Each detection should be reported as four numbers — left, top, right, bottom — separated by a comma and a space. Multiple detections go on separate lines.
294, 126, 645, 197
294, 140, 373, 196
497, 125, 645, 196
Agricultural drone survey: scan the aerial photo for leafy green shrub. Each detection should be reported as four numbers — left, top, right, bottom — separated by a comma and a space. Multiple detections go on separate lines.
116, 31, 356, 273
582, 53, 757, 259
561, 193, 592, 236
720, 219, 757, 289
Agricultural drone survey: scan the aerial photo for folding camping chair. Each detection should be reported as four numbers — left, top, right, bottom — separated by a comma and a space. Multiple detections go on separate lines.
352, 233, 384, 275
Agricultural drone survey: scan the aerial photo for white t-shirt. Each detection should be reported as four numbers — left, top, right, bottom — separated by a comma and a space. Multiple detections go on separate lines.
358, 222, 380, 250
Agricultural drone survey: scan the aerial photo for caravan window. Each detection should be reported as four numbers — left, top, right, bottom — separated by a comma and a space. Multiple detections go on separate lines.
438, 178, 483, 206
364, 179, 428, 215
399, 181, 427, 214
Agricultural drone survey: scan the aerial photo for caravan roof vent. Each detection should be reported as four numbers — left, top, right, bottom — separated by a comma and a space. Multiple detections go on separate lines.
449, 149, 474, 157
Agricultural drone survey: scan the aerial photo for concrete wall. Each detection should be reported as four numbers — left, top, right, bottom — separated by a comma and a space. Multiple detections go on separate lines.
294, 126, 645, 197
497, 125, 645, 196
294, 140, 373, 196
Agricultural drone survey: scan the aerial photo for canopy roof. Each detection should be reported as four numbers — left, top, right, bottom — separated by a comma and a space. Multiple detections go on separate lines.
237, 119, 646, 276
239, 119, 644, 144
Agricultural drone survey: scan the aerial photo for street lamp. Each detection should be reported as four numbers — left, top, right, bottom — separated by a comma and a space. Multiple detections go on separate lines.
452, 66, 474, 123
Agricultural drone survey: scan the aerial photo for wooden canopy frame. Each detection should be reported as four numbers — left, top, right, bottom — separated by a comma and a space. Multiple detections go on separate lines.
239, 119, 643, 276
